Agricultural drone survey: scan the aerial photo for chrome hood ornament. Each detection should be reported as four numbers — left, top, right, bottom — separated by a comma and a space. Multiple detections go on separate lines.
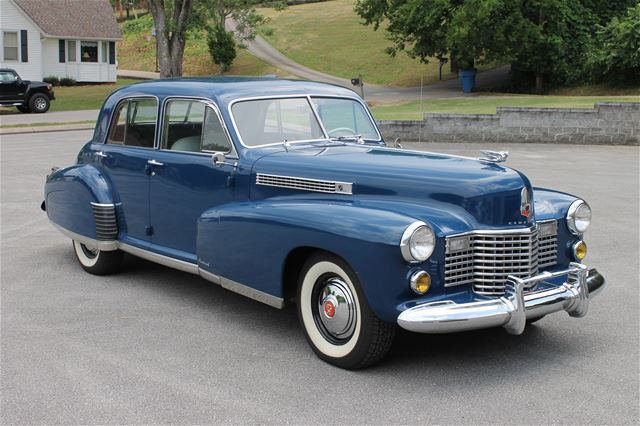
479, 150, 509, 163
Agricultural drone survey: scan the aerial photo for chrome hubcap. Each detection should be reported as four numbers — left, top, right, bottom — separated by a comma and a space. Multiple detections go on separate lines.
35, 98, 46, 110
316, 277, 357, 341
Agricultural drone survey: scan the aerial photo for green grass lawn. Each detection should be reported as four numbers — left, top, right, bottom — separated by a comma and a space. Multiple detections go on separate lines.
48, 79, 140, 112
257, 0, 496, 87
118, 15, 283, 77
370, 95, 640, 120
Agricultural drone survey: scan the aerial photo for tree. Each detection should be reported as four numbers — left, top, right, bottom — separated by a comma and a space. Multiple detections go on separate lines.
354, 0, 637, 91
587, 3, 640, 83
208, 26, 237, 72
147, 0, 195, 78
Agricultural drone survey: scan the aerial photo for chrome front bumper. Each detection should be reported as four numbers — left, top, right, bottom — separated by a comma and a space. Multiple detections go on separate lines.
397, 263, 605, 335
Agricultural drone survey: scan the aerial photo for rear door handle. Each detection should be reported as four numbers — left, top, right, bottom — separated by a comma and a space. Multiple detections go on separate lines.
95, 151, 108, 158
147, 159, 164, 166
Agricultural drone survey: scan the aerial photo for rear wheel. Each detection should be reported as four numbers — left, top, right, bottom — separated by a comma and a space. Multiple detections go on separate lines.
16, 105, 30, 113
29, 93, 50, 113
72, 240, 123, 275
297, 252, 395, 369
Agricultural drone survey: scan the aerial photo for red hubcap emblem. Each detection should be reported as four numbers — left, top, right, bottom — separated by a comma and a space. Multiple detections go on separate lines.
324, 301, 336, 318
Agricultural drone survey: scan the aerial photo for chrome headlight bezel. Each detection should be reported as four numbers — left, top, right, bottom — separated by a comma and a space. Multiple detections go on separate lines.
400, 222, 436, 263
566, 199, 591, 235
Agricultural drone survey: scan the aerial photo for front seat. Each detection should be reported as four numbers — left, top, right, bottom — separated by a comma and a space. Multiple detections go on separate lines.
170, 135, 200, 152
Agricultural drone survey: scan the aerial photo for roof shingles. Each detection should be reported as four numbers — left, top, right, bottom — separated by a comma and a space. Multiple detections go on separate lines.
14, 0, 122, 40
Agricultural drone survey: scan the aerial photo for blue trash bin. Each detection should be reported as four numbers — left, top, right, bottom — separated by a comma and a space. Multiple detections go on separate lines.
459, 68, 477, 93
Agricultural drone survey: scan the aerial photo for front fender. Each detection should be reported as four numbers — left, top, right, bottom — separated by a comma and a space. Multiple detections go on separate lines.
45, 164, 115, 240
196, 199, 435, 322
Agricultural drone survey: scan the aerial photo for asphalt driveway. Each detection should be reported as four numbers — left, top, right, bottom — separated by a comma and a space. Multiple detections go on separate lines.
1, 130, 638, 424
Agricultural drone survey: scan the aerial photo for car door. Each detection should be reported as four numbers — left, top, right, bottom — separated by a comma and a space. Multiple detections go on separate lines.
95, 97, 159, 247
148, 98, 237, 259
0, 70, 21, 102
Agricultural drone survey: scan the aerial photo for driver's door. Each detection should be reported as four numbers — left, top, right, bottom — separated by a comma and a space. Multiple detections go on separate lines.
0, 70, 21, 102
148, 98, 237, 260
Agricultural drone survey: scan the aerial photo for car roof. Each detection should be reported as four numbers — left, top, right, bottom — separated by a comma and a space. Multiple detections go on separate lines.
112, 77, 359, 104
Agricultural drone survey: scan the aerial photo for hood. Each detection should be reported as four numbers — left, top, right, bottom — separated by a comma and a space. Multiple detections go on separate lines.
250, 145, 534, 230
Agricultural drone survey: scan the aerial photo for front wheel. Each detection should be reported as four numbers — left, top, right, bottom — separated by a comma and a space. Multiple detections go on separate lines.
72, 240, 123, 275
29, 93, 50, 113
297, 252, 395, 369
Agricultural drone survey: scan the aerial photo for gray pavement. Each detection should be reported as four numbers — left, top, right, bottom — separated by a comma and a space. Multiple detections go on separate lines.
0, 109, 99, 126
1, 130, 638, 424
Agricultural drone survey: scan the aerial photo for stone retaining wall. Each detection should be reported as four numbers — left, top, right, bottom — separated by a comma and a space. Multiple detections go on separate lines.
377, 102, 640, 145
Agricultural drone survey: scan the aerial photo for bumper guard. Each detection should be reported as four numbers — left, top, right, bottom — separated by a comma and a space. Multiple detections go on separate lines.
397, 263, 605, 335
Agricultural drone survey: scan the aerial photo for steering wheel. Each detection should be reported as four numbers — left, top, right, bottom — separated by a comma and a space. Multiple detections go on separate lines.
327, 127, 357, 137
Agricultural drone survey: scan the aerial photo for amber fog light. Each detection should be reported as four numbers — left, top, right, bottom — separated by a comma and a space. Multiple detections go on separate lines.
410, 270, 431, 295
572, 240, 587, 261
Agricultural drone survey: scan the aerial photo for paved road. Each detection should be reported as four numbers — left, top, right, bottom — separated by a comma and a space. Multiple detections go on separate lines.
1, 130, 638, 424
226, 19, 510, 103
0, 109, 99, 126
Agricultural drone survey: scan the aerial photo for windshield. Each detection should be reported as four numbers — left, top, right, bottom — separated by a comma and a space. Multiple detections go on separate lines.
231, 96, 379, 147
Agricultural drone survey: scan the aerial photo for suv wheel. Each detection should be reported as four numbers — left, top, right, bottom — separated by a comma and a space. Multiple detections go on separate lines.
29, 93, 50, 113
16, 105, 31, 113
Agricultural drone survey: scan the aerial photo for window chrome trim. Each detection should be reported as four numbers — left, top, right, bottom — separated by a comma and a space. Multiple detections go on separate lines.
103, 95, 160, 149
227, 94, 382, 149
159, 96, 238, 158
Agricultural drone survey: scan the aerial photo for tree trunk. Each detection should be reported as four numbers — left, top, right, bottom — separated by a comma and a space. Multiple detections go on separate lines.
535, 72, 543, 94
116, 0, 124, 21
148, 0, 194, 78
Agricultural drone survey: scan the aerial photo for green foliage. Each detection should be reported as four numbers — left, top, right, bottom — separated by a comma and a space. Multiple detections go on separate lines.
59, 77, 77, 87
354, 0, 638, 90
43, 76, 60, 86
207, 26, 237, 72
587, 3, 640, 83
122, 14, 154, 33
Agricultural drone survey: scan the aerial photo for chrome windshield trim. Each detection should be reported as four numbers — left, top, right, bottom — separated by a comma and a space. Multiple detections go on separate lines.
227, 94, 382, 149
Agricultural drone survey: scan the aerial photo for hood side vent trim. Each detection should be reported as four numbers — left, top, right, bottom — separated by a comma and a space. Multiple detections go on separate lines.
256, 173, 353, 195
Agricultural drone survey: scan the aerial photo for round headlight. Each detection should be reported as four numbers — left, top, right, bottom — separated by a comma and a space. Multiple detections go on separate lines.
567, 200, 591, 235
401, 222, 435, 263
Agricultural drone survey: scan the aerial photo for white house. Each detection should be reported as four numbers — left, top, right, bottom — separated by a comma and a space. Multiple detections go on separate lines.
0, 0, 122, 82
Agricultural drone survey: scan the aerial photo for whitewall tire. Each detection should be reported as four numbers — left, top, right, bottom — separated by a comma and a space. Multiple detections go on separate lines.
297, 252, 395, 369
72, 240, 123, 275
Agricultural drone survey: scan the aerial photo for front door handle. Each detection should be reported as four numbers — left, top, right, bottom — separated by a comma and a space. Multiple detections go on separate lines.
147, 159, 164, 167
95, 151, 108, 159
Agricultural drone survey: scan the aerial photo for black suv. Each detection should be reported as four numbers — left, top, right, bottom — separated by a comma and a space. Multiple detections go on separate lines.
0, 69, 55, 113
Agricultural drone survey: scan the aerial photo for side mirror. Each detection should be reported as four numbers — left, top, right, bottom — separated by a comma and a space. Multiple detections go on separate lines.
212, 152, 226, 167
212, 152, 238, 169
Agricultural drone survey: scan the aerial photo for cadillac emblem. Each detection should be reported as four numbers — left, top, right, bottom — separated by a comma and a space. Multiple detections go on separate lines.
520, 187, 532, 218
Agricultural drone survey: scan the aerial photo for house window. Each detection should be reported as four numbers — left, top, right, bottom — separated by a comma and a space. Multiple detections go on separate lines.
80, 41, 98, 62
101, 41, 108, 63
68, 40, 77, 62
3, 31, 18, 61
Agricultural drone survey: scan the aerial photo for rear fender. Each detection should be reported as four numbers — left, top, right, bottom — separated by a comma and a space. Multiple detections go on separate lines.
45, 164, 116, 241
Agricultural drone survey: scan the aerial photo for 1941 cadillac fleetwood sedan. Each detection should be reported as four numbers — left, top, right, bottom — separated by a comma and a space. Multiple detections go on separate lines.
43, 78, 606, 369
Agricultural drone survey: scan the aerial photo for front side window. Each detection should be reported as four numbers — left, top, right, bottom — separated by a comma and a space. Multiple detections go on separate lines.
162, 99, 231, 153
68, 40, 77, 62
3, 31, 18, 61
311, 97, 379, 140
0, 71, 18, 83
81, 41, 98, 62
232, 98, 324, 147
107, 98, 158, 148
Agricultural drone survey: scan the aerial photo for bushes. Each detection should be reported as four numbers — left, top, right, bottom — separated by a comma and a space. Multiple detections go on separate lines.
59, 77, 76, 86
207, 26, 237, 73
43, 76, 76, 86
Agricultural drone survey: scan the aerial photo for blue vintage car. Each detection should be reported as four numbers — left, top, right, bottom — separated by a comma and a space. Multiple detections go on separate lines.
43, 78, 605, 369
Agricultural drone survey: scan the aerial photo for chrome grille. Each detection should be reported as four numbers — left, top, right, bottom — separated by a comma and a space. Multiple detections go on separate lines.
445, 220, 558, 295
256, 173, 352, 195
91, 202, 118, 241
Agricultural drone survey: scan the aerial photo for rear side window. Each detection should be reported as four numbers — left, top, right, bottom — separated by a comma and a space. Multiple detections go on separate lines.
107, 98, 158, 148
